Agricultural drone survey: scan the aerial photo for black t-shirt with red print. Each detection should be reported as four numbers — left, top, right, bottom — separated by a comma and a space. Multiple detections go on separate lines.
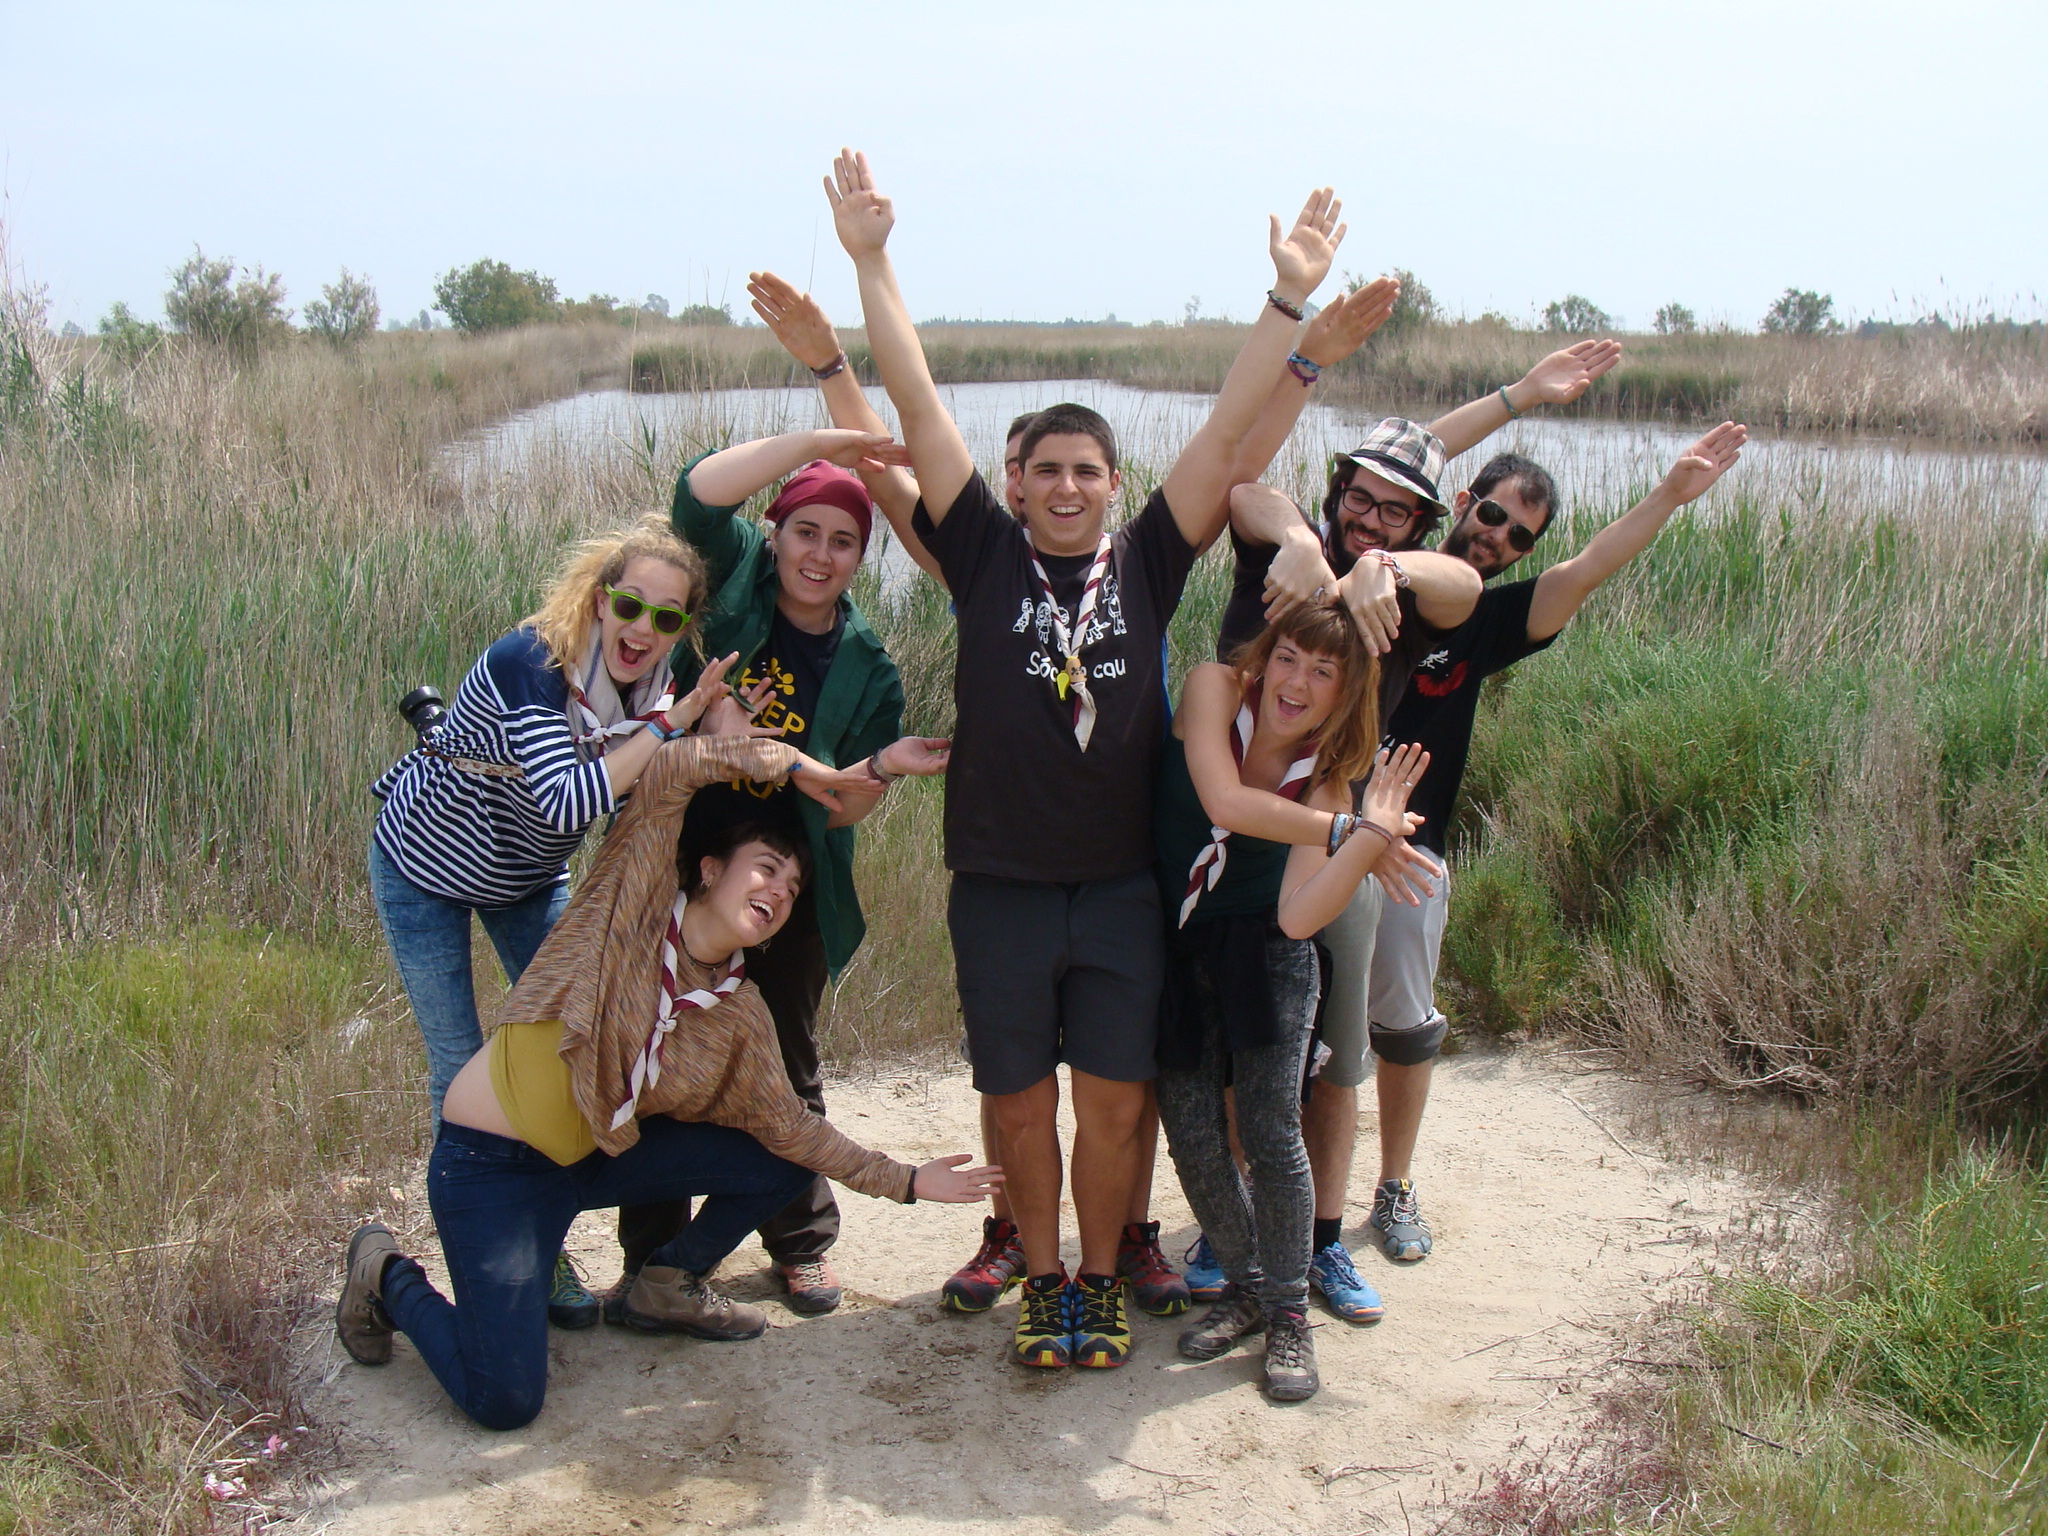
1385, 577, 1556, 855
913, 472, 1199, 883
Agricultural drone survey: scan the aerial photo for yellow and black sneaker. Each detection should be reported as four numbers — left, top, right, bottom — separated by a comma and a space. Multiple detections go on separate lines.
1011, 1267, 1074, 1368
1069, 1271, 1133, 1369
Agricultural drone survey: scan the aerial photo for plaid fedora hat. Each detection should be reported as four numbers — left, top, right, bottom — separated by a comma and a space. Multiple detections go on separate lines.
1337, 419, 1450, 517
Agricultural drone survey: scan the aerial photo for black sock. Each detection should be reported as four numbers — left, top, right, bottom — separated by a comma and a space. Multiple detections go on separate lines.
1313, 1217, 1343, 1252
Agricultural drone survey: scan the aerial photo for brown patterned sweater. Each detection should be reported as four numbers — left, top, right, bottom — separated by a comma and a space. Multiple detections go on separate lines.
498, 735, 916, 1203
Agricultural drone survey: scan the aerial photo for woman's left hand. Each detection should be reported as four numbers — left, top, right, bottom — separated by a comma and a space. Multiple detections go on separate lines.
668, 652, 739, 732
1360, 742, 1430, 840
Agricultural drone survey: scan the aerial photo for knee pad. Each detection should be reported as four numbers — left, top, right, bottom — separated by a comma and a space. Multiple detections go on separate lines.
1369, 1013, 1447, 1067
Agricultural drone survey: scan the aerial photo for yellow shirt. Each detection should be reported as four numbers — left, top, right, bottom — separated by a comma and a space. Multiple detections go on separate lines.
489, 1021, 597, 1166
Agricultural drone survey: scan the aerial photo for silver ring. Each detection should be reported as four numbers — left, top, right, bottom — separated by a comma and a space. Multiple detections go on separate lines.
1313, 585, 1327, 599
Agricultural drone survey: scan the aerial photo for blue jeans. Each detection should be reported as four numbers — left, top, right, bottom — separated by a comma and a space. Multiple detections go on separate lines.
368, 840, 570, 1120
382, 1119, 813, 1431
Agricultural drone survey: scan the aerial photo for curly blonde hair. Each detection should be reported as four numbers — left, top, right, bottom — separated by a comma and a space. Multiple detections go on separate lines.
525, 512, 706, 673
1228, 601, 1382, 792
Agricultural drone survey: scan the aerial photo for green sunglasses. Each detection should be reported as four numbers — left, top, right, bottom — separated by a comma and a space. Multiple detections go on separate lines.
604, 586, 693, 636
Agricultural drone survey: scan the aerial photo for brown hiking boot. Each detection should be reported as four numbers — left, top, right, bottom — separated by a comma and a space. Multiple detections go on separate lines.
336, 1223, 401, 1365
623, 1265, 768, 1341
772, 1258, 843, 1315
599, 1269, 639, 1327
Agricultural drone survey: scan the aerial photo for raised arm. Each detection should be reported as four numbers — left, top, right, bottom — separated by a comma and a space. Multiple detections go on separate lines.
827, 149, 976, 522
1428, 339, 1624, 460
1526, 421, 1746, 641
1179, 664, 1339, 845
1159, 189, 1347, 550
746, 270, 942, 583
1227, 276, 1400, 488
1278, 744, 1429, 938
685, 426, 903, 509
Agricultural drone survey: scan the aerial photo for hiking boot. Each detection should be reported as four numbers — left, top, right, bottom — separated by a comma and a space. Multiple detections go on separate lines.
623, 1265, 768, 1341
600, 1269, 639, 1327
1368, 1178, 1433, 1262
1262, 1304, 1321, 1402
547, 1250, 600, 1330
336, 1223, 400, 1366
1181, 1232, 1226, 1302
1307, 1241, 1386, 1323
1116, 1221, 1192, 1317
773, 1258, 843, 1316
1069, 1271, 1133, 1369
1011, 1267, 1074, 1368
943, 1216, 1025, 1314
1176, 1283, 1265, 1361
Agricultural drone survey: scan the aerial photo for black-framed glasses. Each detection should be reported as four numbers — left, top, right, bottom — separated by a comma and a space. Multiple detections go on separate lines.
605, 586, 693, 635
1339, 484, 1422, 529
1473, 498, 1540, 553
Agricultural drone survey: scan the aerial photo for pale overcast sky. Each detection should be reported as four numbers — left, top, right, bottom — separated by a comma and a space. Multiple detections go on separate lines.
3, 0, 2042, 333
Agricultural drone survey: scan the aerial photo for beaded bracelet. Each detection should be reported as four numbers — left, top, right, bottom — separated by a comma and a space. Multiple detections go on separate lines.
1497, 384, 1521, 418
1286, 352, 1322, 386
812, 352, 849, 381
645, 717, 686, 742
1266, 290, 1305, 323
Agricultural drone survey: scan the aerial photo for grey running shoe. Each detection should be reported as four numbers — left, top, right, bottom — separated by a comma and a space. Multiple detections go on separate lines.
1262, 1305, 1321, 1401
773, 1259, 843, 1315
624, 1265, 769, 1340
1176, 1283, 1265, 1361
1368, 1178, 1433, 1262
547, 1250, 600, 1330
336, 1223, 400, 1365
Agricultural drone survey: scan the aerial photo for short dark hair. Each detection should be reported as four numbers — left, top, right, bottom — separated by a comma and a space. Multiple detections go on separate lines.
678, 816, 810, 896
1004, 412, 1039, 450
1018, 402, 1118, 473
1319, 458, 1444, 549
1469, 452, 1559, 532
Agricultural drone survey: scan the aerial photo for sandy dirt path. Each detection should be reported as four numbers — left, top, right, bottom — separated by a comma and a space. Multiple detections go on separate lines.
291, 1046, 1763, 1535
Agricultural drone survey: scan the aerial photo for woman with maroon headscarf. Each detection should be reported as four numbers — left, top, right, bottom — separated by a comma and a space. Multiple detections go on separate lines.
599, 429, 950, 1320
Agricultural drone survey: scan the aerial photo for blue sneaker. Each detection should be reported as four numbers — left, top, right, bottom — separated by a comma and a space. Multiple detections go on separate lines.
1181, 1234, 1225, 1302
1307, 1242, 1385, 1324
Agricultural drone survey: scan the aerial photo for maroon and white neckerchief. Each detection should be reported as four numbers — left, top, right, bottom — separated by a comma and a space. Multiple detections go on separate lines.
1027, 533, 1114, 751
609, 893, 745, 1130
1178, 682, 1318, 928
568, 633, 675, 761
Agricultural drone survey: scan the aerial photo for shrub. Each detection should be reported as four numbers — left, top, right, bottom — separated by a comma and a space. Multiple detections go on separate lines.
163, 247, 292, 359
95, 301, 165, 364
432, 258, 561, 333
301, 267, 380, 345
1654, 301, 1697, 335
1762, 287, 1843, 335
1543, 293, 1611, 334
1357, 267, 1439, 334
642, 293, 670, 317
673, 301, 733, 327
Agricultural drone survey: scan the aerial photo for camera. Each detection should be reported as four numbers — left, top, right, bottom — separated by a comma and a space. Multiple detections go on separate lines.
398, 685, 447, 742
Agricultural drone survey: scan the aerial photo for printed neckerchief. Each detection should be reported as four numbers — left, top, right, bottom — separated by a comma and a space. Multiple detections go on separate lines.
1027, 533, 1115, 751
610, 893, 746, 1130
1178, 682, 1318, 928
567, 631, 675, 761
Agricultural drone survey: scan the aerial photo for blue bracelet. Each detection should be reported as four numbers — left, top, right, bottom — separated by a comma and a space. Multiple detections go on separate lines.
1287, 352, 1322, 385
1497, 384, 1521, 418
645, 717, 683, 742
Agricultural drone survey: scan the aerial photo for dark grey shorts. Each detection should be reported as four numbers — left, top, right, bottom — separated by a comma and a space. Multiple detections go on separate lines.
947, 870, 1166, 1096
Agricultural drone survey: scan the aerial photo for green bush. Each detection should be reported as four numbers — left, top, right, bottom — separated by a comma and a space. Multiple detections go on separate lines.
432, 258, 561, 333
163, 246, 291, 359
302, 267, 380, 345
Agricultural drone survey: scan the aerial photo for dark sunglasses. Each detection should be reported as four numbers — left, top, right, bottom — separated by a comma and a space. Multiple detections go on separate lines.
605, 586, 692, 636
1473, 499, 1540, 553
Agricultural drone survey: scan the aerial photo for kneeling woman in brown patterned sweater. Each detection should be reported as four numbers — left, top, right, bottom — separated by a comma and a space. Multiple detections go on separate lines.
333, 734, 996, 1430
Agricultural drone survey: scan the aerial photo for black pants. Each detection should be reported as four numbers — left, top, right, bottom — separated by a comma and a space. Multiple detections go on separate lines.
617, 893, 839, 1270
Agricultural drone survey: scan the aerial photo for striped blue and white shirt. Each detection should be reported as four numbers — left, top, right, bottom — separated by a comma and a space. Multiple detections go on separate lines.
371, 628, 617, 907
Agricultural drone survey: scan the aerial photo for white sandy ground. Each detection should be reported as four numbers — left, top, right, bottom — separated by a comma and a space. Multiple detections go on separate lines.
286, 1046, 1793, 1535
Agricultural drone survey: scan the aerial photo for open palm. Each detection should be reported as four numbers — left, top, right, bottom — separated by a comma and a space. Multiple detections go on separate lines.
747, 271, 841, 372
1524, 339, 1624, 405
825, 148, 894, 257
1268, 187, 1346, 295
1661, 421, 1748, 505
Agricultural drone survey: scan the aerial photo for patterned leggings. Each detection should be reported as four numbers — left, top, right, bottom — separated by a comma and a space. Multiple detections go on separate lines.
1154, 932, 1320, 1309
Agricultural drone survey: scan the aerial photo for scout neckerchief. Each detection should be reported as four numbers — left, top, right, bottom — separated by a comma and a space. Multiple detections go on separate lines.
1027, 533, 1114, 751
609, 893, 746, 1130
567, 631, 675, 761
1178, 681, 1319, 928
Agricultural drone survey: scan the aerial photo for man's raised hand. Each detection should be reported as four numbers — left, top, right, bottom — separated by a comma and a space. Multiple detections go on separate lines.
825, 148, 894, 258
1660, 421, 1748, 506
1297, 277, 1400, 368
1519, 339, 1624, 406
748, 272, 842, 372
1269, 188, 1346, 301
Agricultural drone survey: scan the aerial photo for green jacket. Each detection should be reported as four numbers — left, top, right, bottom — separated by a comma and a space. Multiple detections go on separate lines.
670, 454, 905, 976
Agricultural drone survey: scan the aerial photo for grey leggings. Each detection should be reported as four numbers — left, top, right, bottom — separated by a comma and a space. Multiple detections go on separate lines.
1155, 932, 1320, 1309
